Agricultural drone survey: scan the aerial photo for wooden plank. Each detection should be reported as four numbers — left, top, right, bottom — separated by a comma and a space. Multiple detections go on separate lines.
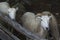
0, 29, 14, 40
0, 24, 20, 40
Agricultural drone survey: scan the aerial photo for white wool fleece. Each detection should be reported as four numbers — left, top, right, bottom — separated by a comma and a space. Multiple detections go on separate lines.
8, 8, 17, 20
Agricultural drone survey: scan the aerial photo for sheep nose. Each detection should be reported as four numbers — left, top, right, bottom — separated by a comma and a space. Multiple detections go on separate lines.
46, 27, 49, 30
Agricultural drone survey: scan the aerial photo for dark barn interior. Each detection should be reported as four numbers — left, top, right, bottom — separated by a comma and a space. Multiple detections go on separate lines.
0, 0, 60, 40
